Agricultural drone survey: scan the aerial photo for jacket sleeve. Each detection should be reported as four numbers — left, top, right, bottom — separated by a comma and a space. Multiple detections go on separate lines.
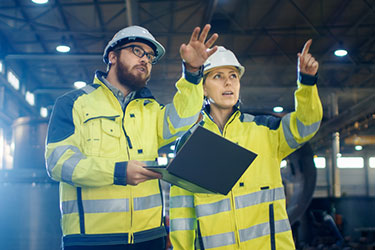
45, 94, 127, 187
278, 73, 323, 159
157, 63, 204, 147
169, 185, 197, 250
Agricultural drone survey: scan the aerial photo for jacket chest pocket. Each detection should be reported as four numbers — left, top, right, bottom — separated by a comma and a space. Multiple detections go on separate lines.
82, 116, 121, 157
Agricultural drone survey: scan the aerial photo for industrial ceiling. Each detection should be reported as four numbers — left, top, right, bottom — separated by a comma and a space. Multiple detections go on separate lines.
0, 0, 374, 153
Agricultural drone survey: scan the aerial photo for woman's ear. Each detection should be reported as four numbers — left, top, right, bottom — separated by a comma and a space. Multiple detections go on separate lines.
203, 85, 208, 97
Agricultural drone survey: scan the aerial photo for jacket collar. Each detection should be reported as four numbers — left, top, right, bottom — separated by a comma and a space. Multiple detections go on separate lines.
202, 100, 241, 128
202, 100, 241, 117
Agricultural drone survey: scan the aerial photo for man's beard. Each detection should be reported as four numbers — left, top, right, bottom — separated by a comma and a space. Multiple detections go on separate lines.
116, 59, 150, 92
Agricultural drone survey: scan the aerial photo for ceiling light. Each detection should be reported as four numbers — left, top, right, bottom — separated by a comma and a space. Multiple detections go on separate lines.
56, 45, 70, 53
273, 106, 283, 113
32, 0, 48, 4
334, 49, 347, 57
355, 145, 363, 151
74, 81, 86, 88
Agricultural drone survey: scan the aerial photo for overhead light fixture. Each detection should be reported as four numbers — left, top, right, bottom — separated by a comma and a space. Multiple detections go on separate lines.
31, 0, 48, 4
273, 106, 283, 113
334, 49, 348, 57
74, 81, 87, 88
56, 45, 70, 53
355, 145, 363, 151
56, 36, 71, 53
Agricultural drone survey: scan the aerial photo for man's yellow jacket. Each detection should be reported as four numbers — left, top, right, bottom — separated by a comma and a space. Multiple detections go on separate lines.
170, 74, 323, 250
45, 70, 203, 246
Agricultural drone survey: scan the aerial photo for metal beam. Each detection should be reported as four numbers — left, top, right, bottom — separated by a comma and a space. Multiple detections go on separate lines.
201, 0, 218, 26
311, 93, 375, 150
126, 0, 139, 25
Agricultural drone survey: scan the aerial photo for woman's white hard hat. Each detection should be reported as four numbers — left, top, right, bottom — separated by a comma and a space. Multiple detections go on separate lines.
203, 46, 245, 78
103, 25, 165, 64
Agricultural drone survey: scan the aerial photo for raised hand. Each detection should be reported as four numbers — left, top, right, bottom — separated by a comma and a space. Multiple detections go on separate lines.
180, 24, 219, 71
126, 160, 162, 186
298, 39, 319, 76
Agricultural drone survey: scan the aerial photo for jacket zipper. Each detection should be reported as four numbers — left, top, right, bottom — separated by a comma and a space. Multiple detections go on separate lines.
223, 114, 241, 248
230, 190, 241, 248
122, 102, 134, 243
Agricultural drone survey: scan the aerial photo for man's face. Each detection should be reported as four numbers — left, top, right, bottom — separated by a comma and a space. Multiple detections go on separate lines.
112, 42, 154, 91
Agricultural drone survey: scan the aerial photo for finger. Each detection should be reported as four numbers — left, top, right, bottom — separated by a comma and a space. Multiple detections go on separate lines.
206, 46, 218, 57
205, 33, 219, 48
301, 39, 312, 56
143, 169, 162, 179
179, 43, 186, 55
300, 53, 311, 69
312, 61, 319, 71
189, 27, 200, 43
198, 24, 211, 43
306, 56, 316, 68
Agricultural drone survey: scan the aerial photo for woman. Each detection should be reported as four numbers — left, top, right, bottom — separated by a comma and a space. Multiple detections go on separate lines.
169, 42, 322, 250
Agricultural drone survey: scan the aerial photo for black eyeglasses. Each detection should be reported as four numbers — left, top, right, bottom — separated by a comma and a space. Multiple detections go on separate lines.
115, 45, 157, 64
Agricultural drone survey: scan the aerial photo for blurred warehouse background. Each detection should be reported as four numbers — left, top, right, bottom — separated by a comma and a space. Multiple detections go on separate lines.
0, 0, 374, 249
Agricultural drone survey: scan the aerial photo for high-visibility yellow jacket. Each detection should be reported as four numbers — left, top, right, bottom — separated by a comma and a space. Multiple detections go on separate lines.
45, 69, 203, 247
169, 74, 323, 250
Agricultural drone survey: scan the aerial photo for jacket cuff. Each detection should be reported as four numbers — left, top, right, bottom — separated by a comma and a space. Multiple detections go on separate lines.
298, 72, 318, 86
114, 161, 127, 185
182, 61, 203, 85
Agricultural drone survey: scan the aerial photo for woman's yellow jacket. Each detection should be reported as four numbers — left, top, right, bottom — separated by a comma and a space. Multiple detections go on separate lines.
170, 73, 323, 250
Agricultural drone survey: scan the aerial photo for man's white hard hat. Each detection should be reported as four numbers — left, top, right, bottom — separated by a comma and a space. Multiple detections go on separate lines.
103, 25, 165, 64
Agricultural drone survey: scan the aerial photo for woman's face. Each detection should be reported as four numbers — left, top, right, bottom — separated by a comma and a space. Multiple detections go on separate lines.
204, 66, 240, 111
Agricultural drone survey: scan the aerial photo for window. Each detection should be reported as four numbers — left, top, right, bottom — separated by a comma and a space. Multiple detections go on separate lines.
337, 157, 364, 168
7, 70, 20, 90
25, 91, 35, 106
314, 157, 326, 168
369, 157, 375, 168
40, 107, 48, 118
280, 160, 287, 168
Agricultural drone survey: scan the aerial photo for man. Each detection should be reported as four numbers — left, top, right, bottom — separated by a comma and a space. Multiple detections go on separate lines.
45, 24, 218, 250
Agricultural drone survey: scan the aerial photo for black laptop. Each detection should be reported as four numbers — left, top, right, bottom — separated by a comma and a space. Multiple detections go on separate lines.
146, 125, 257, 195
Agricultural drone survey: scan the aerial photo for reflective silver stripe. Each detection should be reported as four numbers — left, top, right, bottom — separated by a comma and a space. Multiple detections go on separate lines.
163, 103, 200, 139
297, 118, 321, 138
47, 145, 72, 174
61, 147, 86, 185
242, 113, 255, 122
202, 231, 235, 249
235, 187, 285, 209
62, 198, 129, 215
82, 85, 96, 94
134, 194, 162, 211
239, 221, 269, 242
61, 200, 78, 214
282, 113, 300, 149
239, 219, 291, 242
196, 199, 231, 218
170, 195, 194, 208
170, 218, 195, 231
